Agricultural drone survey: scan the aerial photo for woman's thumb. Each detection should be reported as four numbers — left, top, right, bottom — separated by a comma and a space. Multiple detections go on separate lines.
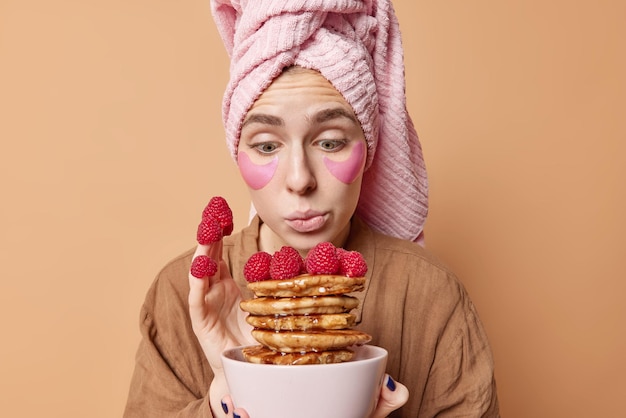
371, 375, 409, 418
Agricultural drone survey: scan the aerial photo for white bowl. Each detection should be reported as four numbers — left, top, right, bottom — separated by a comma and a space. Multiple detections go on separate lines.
221, 345, 388, 418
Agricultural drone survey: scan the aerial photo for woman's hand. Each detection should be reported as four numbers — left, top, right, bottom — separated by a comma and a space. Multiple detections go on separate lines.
188, 242, 254, 367
187, 197, 255, 415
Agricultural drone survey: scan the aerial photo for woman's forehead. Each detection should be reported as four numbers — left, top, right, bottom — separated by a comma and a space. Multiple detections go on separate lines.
246, 69, 355, 118
260, 69, 346, 101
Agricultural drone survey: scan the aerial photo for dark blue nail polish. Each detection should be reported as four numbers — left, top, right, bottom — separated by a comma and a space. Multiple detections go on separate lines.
221, 400, 228, 414
233, 413, 241, 418
386, 376, 396, 391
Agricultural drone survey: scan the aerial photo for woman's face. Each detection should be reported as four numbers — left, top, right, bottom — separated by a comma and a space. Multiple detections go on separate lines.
237, 68, 367, 253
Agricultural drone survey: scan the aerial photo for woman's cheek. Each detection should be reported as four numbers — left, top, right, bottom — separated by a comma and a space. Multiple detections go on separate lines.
237, 151, 278, 190
323, 141, 366, 184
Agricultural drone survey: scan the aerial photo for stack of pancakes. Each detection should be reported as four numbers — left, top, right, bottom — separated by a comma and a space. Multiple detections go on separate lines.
239, 274, 372, 365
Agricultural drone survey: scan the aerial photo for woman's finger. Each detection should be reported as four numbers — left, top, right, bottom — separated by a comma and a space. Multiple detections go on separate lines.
232, 407, 250, 418
189, 196, 231, 293
370, 375, 409, 418
220, 394, 233, 417
188, 244, 217, 326
220, 395, 250, 418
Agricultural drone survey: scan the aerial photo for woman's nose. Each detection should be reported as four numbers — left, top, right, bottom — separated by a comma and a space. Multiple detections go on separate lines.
284, 150, 316, 194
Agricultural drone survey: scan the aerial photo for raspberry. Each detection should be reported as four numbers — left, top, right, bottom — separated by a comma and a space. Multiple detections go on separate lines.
197, 216, 223, 245
190, 255, 218, 278
270, 246, 304, 280
244, 251, 272, 282
337, 249, 368, 277
202, 196, 234, 236
305, 242, 340, 274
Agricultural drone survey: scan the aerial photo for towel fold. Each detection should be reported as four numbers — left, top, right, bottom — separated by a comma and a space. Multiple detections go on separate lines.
211, 0, 428, 244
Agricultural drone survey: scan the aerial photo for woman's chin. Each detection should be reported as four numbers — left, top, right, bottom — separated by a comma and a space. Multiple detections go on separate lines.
282, 227, 350, 253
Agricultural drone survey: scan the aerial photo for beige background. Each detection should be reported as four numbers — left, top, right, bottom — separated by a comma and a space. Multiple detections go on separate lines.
1, 0, 624, 417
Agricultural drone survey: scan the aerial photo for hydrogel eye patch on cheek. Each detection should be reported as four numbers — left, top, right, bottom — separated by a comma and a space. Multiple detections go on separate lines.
237, 151, 279, 190
323, 141, 366, 184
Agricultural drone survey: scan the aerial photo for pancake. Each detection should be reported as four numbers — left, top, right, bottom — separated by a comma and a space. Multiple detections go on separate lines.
245, 313, 357, 331
240, 295, 359, 316
251, 329, 372, 353
241, 345, 354, 365
247, 275, 365, 297
239, 254, 371, 364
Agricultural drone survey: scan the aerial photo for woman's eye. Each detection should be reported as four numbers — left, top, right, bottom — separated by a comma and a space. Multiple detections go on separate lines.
254, 142, 278, 153
318, 139, 345, 152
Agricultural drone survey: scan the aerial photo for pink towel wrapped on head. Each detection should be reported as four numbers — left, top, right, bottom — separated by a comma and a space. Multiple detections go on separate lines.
211, 0, 428, 244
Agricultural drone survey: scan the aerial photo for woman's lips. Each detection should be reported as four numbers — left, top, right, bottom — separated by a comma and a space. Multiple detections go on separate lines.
285, 213, 327, 233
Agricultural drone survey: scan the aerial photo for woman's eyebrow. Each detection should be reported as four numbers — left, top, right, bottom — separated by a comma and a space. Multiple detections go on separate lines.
242, 108, 358, 128
241, 113, 284, 128
313, 108, 358, 124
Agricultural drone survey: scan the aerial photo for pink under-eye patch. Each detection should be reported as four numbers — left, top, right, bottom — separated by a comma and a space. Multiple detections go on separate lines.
237, 151, 278, 190
323, 141, 366, 184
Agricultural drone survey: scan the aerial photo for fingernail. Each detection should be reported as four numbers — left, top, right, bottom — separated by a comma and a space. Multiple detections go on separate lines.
221, 400, 228, 414
386, 375, 396, 391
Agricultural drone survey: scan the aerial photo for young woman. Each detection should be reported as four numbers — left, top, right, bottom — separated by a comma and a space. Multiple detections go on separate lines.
125, 1, 499, 417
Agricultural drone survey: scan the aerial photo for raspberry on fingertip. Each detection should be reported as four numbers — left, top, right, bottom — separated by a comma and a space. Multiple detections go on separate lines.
190, 255, 218, 278
202, 196, 234, 236
197, 216, 223, 245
